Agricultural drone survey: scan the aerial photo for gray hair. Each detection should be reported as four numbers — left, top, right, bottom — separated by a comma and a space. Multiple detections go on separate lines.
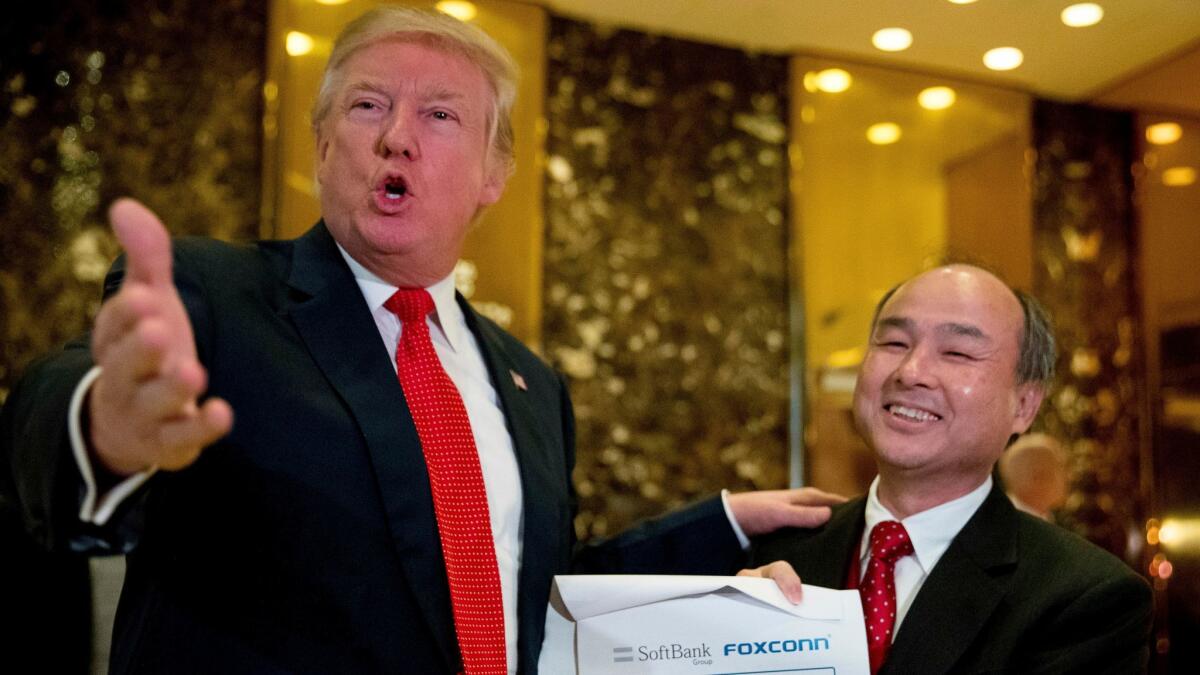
310, 6, 518, 175
868, 269, 1056, 387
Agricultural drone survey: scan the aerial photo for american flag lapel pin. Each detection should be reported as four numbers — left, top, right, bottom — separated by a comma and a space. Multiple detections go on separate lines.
510, 369, 528, 391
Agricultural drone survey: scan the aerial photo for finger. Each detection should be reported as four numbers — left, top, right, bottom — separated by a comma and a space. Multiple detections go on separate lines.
110, 198, 174, 288
96, 317, 175, 389
762, 561, 804, 604
780, 504, 834, 528
787, 487, 849, 505
130, 370, 207, 423
91, 285, 164, 361
155, 397, 233, 470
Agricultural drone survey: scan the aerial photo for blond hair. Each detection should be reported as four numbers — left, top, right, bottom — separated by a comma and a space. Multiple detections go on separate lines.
311, 6, 518, 175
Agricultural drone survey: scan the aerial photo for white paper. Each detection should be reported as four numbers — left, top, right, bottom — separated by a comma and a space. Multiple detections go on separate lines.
539, 575, 869, 674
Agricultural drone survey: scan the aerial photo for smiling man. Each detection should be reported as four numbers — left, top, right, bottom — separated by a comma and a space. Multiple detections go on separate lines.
0, 7, 847, 675
745, 265, 1152, 675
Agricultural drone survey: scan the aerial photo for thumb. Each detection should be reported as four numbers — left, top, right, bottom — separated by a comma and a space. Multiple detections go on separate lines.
110, 198, 173, 287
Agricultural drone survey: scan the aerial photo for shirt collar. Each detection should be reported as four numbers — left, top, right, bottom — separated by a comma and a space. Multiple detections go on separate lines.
336, 245, 468, 354
861, 474, 993, 575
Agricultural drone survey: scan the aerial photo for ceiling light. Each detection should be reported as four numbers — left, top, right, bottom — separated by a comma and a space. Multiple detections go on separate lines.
1061, 3, 1104, 27
872, 28, 913, 52
1163, 167, 1197, 187
867, 123, 902, 145
947, 0, 978, 4
918, 86, 957, 110
436, 1, 478, 22
285, 31, 315, 57
983, 47, 1024, 71
1146, 122, 1183, 145
315, 0, 351, 5
815, 68, 852, 93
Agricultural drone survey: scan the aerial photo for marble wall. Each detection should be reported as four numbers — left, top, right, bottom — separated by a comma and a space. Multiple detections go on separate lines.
1031, 99, 1146, 560
0, 0, 266, 402
542, 18, 792, 538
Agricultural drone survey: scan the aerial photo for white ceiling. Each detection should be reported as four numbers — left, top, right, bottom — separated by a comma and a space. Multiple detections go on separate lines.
540, 0, 1200, 100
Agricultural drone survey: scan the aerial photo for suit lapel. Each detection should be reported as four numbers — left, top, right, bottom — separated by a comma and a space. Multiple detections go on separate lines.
283, 223, 458, 667
460, 301, 564, 669
883, 484, 1019, 675
786, 499, 868, 588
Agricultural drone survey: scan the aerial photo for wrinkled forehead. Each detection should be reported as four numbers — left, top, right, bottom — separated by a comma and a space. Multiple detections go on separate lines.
879, 267, 1024, 344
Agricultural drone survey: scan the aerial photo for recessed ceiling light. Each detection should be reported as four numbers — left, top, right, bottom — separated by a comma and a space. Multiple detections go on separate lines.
285, 31, 315, 57
436, 1, 478, 22
918, 86, 957, 110
947, 0, 978, 4
1146, 122, 1183, 145
867, 122, 902, 145
983, 47, 1024, 71
1163, 167, 1197, 187
815, 68, 853, 93
872, 28, 913, 52
1061, 3, 1104, 28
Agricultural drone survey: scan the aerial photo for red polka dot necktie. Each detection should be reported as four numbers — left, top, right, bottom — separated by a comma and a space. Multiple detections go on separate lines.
385, 289, 506, 675
859, 520, 913, 675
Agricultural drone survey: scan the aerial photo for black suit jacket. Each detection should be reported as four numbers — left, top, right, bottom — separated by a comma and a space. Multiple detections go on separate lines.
1, 222, 745, 674
751, 484, 1152, 674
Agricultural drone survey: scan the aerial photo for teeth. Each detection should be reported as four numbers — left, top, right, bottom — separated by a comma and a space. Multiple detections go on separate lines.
889, 405, 939, 422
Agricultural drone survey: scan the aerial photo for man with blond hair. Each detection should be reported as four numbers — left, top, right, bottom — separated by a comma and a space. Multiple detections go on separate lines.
1, 7, 840, 674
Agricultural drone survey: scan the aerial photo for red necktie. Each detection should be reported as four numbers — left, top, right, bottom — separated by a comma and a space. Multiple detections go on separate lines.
385, 289, 506, 675
859, 520, 913, 674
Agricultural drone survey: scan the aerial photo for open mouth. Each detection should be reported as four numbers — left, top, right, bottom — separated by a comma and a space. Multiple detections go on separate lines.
885, 404, 942, 423
382, 176, 408, 200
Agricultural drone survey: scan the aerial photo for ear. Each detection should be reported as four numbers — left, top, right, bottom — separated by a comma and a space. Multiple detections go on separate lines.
1010, 382, 1046, 436
477, 156, 509, 208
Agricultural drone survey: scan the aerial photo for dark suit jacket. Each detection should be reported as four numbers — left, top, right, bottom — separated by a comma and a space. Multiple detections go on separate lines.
1, 222, 745, 674
751, 484, 1152, 674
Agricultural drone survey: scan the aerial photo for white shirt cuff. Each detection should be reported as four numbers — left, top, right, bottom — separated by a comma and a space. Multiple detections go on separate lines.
69, 365, 157, 525
720, 488, 751, 550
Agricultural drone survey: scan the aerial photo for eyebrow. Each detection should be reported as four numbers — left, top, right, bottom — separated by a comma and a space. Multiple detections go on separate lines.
875, 316, 991, 342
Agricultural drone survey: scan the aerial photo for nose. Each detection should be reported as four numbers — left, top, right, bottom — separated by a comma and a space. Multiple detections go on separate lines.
892, 346, 936, 389
377, 110, 419, 160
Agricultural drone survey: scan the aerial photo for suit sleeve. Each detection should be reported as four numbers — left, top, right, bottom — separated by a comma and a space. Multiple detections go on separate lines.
2, 246, 213, 554
1022, 567, 1153, 674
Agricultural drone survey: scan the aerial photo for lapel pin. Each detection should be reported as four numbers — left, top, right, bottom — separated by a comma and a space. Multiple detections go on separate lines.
510, 369, 528, 391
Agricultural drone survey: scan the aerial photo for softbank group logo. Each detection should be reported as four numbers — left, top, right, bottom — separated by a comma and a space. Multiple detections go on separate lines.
612, 646, 634, 663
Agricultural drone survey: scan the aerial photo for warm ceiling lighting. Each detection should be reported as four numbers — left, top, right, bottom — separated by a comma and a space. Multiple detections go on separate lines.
983, 47, 1024, 71
436, 1, 478, 21
947, 0, 978, 4
1146, 122, 1183, 145
814, 68, 852, 93
867, 122, 902, 145
918, 86, 957, 110
315, 0, 351, 5
1061, 3, 1105, 27
285, 31, 315, 57
1163, 167, 1197, 187
872, 28, 913, 52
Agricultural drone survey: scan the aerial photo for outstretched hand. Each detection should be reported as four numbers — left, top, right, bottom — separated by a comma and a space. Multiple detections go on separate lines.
727, 487, 847, 536
87, 198, 233, 476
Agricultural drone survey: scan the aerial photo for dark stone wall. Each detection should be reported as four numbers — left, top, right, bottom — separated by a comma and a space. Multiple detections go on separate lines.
543, 18, 791, 537
1031, 99, 1145, 559
0, 0, 267, 402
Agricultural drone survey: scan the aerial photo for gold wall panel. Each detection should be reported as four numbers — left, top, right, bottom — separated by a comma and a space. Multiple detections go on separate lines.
542, 17, 791, 538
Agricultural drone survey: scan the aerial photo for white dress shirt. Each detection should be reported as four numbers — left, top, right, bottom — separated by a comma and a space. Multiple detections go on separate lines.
857, 475, 993, 636
341, 250, 525, 674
